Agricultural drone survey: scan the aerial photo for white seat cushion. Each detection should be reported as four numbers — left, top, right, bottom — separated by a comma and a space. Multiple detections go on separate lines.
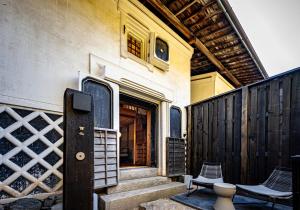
237, 184, 292, 198
192, 176, 224, 184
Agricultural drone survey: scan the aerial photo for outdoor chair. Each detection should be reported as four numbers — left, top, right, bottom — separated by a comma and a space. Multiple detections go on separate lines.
187, 162, 224, 196
236, 167, 293, 209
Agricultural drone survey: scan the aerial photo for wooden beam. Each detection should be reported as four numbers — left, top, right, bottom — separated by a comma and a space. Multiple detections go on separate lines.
146, 0, 241, 86
183, 0, 217, 24
227, 62, 255, 69
175, 0, 197, 16
194, 19, 227, 37
189, 10, 223, 29
220, 52, 249, 63
191, 62, 213, 70
230, 65, 257, 72
200, 25, 232, 43
204, 31, 236, 47
146, 0, 192, 38
216, 48, 246, 60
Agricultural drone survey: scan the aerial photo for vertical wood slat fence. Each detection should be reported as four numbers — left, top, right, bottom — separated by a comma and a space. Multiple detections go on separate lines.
166, 137, 185, 177
187, 68, 300, 184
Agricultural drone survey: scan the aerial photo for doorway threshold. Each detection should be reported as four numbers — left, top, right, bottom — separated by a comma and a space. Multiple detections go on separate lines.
120, 167, 158, 180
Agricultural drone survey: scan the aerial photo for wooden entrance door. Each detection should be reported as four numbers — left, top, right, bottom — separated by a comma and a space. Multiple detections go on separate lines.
120, 104, 151, 167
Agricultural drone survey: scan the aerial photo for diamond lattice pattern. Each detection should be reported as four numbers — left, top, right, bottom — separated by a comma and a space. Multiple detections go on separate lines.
0, 105, 63, 199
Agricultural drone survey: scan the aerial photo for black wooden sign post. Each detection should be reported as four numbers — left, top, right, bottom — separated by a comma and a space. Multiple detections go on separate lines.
63, 89, 94, 210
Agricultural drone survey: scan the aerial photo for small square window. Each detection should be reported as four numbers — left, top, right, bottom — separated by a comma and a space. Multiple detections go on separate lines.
127, 34, 142, 59
155, 38, 169, 62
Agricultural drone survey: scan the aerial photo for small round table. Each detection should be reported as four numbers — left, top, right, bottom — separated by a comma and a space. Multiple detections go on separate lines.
213, 183, 236, 210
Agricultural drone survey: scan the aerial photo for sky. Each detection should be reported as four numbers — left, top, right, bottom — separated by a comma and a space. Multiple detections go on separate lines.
228, 0, 300, 76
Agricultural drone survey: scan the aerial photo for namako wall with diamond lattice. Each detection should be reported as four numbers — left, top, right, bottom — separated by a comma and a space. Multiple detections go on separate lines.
0, 105, 63, 201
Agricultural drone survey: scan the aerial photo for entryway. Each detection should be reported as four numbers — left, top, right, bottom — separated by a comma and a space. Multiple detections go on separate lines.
119, 94, 157, 167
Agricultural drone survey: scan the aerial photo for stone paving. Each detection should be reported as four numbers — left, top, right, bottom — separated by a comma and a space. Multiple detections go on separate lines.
139, 199, 195, 210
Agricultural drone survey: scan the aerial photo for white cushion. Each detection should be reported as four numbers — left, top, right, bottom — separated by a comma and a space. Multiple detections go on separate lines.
237, 184, 292, 198
192, 176, 224, 184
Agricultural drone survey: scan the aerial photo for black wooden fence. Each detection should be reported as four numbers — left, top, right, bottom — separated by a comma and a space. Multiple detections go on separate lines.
187, 68, 300, 184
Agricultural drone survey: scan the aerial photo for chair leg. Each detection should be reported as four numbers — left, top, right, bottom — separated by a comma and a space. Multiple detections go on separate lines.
187, 181, 192, 197
271, 202, 275, 209
187, 181, 198, 197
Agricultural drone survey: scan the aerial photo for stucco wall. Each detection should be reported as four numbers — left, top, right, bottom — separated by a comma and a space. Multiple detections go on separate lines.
0, 0, 193, 188
0, 0, 193, 112
191, 72, 234, 103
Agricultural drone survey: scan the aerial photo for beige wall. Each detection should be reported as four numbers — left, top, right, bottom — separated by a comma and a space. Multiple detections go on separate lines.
0, 0, 193, 112
0, 0, 193, 176
191, 72, 234, 103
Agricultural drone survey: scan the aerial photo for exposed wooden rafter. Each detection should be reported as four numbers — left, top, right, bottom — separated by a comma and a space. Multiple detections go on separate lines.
183, 0, 217, 23
175, 0, 198, 16
145, 0, 241, 87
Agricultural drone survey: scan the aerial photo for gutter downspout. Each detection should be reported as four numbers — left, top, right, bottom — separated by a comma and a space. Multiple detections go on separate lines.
217, 0, 268, 78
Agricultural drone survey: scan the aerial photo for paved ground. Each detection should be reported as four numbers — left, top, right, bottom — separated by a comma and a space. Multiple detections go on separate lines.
140, 199, 195, 210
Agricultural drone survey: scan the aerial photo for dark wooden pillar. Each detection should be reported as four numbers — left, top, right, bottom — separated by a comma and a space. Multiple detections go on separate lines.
292, 155, 300, 210
240, 87, 249, 184
63, 89, 94, 210
186, 106, 192, 175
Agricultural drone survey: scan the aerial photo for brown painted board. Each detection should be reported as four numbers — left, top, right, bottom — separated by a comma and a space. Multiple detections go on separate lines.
290, 73, 300, 156
63, 89, 94, 210
197, 105, 204, 176
203, 103, 209, 162
256, 85, 267, 182
208, 102, 214, 160
186, 106, 192, 175
248, 87, 258, 183
217, 98, 225, 174
267, 80, 280, 175
241, 87, 249, 184
212, 101, 218, 161
192, 106, 199, 177
225, 95, 233, 182
233, 91, 242, 183
281, 76, 291, 167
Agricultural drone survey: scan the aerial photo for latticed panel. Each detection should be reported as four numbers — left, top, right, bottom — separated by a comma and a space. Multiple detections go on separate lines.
166, 137, 186, 177
0, 105, 63, 199
94, 129, 118, 189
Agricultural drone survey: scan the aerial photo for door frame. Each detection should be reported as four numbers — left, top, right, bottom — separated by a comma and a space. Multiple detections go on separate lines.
78, 71, 174, 176
120, 94, 157, 167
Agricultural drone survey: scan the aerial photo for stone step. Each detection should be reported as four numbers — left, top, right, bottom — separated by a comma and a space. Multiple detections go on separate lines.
107, 176, 171, 194
120, 167, 158, 181
100, 182, 186, 210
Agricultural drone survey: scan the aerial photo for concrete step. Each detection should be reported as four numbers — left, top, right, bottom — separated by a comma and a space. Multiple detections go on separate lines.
107, 176, 171, 194
120, 167, 158, 181
100, 182, 186, 210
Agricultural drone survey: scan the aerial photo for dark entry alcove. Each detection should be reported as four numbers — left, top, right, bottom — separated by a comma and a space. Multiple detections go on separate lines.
119, 94, 157, 167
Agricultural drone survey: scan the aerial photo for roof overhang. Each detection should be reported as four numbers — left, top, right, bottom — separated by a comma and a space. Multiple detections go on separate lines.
139, 0, 268, 87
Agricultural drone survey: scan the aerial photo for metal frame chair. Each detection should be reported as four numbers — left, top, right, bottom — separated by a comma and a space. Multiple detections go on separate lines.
187, 162, 224, 196
236, 167, 293, 209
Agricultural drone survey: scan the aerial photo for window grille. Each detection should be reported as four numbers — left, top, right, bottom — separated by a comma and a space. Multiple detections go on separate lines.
127, 34, 142, 58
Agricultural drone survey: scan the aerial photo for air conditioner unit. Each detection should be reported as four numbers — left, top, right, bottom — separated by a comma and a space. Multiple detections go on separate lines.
149, 33, 170, 71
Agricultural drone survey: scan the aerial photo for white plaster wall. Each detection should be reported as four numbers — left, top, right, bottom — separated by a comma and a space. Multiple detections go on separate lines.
0, 0, 193, 175
0, 0, 192, 111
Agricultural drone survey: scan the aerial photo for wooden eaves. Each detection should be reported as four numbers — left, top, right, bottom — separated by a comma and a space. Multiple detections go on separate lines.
142, 0, 268, 87
145, 0, 242, 87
